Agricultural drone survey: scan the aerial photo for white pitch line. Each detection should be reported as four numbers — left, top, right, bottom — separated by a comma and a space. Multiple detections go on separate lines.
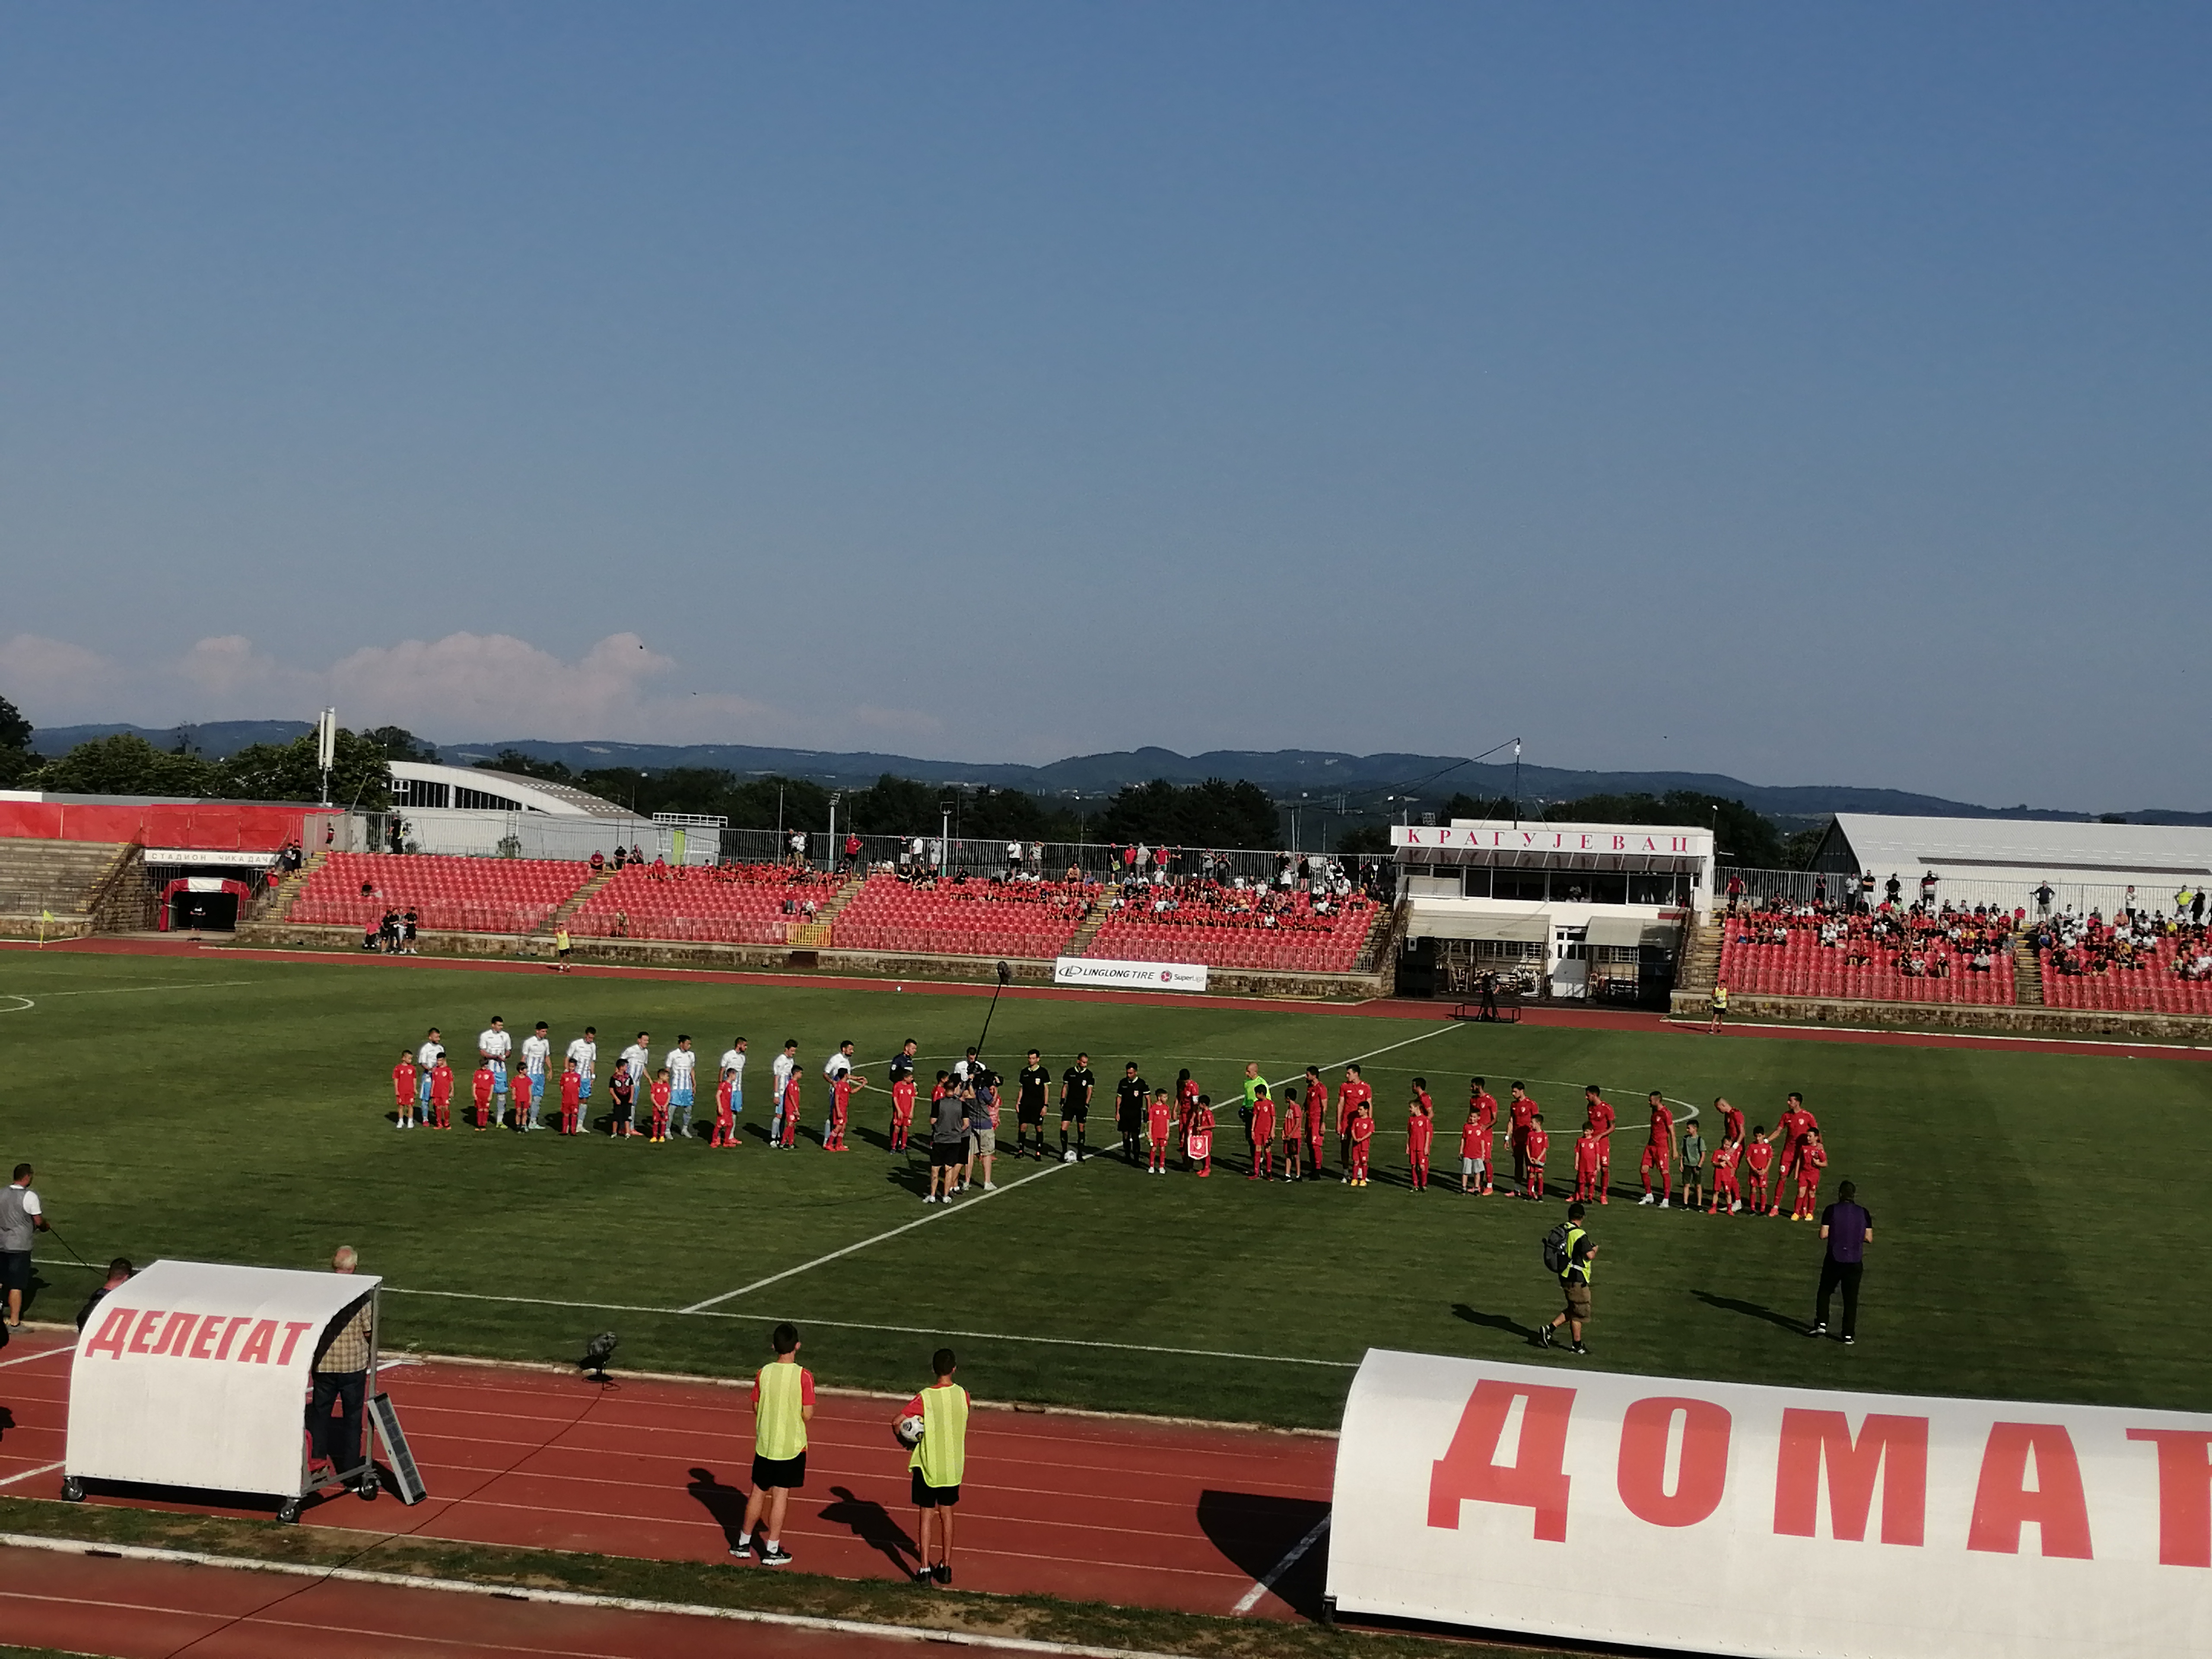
0, 979, 261, 1007
0, 1344, 74, 1371
1232, 1511, 1331, 1614
0, 1460, 63, 1490
677, 1020, 1468, 1316
677, 1148, 1111, 1313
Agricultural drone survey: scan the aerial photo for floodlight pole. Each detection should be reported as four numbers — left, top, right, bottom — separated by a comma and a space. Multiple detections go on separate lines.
827, 791, 842, 874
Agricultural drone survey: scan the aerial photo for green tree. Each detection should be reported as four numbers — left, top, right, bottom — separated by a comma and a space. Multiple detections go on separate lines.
27, 733, 212, 795
365, 726, 439, 763
846, 773, 941, 836
0, 694, 30, 754
1441, 792, 1519, 821
1095, 779, 1281, 849
208, 730, 393, 810
1335, 823, 1393, 855
1541, 791, 1786, 869
480, 748, 572, 782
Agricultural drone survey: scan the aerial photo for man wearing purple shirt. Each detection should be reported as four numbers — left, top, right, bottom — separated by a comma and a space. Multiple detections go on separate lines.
1811, 1181, 1872, 1344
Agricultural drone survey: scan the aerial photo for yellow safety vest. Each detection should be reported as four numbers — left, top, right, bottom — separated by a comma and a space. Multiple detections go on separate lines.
755, 1362, 808, 1460
1712, 986, 1728, 1011
1563, 1224, 1594, 1284
910, 1382, 970, 1488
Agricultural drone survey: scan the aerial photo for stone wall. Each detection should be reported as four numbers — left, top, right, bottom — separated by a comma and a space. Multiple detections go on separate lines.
1671, 988, 2212, 1044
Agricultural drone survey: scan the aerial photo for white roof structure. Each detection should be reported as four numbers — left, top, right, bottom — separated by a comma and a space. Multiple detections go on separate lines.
1822, 814, 2212, 885
389, 761, 630, 817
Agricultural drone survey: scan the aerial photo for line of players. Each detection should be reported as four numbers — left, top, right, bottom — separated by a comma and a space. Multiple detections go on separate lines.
382, 1018, 1833, 1217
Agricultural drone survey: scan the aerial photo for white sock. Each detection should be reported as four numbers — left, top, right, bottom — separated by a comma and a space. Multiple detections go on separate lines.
736, 1532, 751, 1547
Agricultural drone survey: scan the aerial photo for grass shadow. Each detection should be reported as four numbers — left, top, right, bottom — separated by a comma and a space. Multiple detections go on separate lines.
1694, 1289, 1805, 1333
1452, 1303, 1541, 1344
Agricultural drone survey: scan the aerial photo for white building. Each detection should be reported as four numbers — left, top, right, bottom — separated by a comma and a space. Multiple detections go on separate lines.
1392, 819, 1714, 1000
1814, 814, 2212, 919
384, 762, 686, 862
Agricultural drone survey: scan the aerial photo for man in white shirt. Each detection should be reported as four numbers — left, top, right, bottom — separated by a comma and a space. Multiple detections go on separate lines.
719, 1037, 748, 1137
769, 1040, 799, 1148
479, 1017, 513, 1127
618, 1032, 652, 1106
413, 1028, 444, 1127
822, 1040, 855, 1139
566, 1027, 599, 1105
520, 1023, 553, 1132
668, 1036, 699, 1139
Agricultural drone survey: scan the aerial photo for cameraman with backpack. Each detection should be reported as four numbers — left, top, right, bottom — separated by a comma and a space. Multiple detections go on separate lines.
1538, 1203, 1598, 1356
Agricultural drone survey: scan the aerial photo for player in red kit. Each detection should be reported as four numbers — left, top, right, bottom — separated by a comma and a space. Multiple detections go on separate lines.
1716, 1096, 1745, 1149
1708, 1138, 1742, 1214
710, 1071, 737, 1146
649, 1069, 673, 1143
1458, 1100, 1487, 1195
1507, 1082, 1539, 1196
1582, 1086, 1617, 1204
1348, 1098, 1374, 1187
1175, 1070, 1200, 1169
890, 1075, 918, 1151
779, 1071, 801, 1147
1466, 1077, 1497, 1195
1303, 1068, 1328, 1176
1279, 1088, 1304, 1181
1406, 1080, 1434, 1191
1744, 1128, 1776, 1214
1638, 1091, 1676, 1208
430, 1056, 454, 1129
1337, 1065, 1373, 1181
1523, 1114, 1550, 1200
1146, 1090, 1173, 1173
392, 1051, 418, 1129
561, 1059, 585, 1135
1248, 1084, 1277, 1180
1187, 1095, 1216, 1177
826, 1073, 864, 1151
1790, 1128, 1828, 1220
472, 1061, 496, 1132
1775, 1093, 1818, 1199
1572, 1127, 1604, 1202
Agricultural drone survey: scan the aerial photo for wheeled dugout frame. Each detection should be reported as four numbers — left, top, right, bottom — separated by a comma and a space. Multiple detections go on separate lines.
62, 1259, 419, 1522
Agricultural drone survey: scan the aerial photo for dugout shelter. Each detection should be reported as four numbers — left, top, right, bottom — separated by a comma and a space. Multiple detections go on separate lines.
64, 1259, 407, 1521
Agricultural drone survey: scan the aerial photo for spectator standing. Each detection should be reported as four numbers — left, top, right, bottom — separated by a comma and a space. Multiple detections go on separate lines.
0, 1164, 49, 1328
2033, 881, 2055, 918
733, 1324, 811, 1566
1538, 1202, 1598, 1356
308, 1246, 374, 1491
1920, 871, 1939, 909
963, 1071, 998, 1191
906, 1347, 971, 1587
1812, 1180, 1873, 1344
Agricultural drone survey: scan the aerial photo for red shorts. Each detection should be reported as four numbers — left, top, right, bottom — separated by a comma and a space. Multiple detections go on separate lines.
1640, 1144, 1667, 1172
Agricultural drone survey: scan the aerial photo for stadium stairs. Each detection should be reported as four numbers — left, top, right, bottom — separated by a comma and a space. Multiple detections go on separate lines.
789, 871, 867, 949
534, 867, 617, 941
0, 840, 144, 940
2012, 938, 2044, 1006
253, 850, 327, 924
1064, 903, 1113, 958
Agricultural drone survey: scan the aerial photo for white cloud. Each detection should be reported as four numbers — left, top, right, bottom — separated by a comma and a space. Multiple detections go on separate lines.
0, 633, 119, 719
176, 635, 319, 704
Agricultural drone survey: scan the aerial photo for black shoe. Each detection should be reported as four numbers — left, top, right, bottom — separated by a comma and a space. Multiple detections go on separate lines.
760, 1544, 794, 1566
1571, 1343, 1589, 1356
1537, 1324, 1553, 1348
1808, 1322, 1827, 1338
1843, 1335, 1855, 1344
933, 1564, 951, 1585
730, 1540, 753, 1560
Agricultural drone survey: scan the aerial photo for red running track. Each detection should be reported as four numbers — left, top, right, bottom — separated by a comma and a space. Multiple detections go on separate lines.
0, 1335, 1335, 1624
0, 1545, 947, 1659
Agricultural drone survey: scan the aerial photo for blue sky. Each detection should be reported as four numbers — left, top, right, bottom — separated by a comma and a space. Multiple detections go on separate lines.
3, 5, 2206, 807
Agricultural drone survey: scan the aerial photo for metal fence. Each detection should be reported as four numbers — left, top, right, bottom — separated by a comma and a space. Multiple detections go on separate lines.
1723, 867, 2189, 924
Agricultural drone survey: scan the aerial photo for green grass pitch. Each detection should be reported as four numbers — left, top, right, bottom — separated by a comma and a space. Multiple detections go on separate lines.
4, 949, 2208, 1429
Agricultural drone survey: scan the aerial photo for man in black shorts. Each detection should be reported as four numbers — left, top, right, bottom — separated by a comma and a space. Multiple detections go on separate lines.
1058, 1053, 1096, 1163
926, 1081, 969, 1204
1114, 1062, 1148, 1165
1014, 1051, 1051, 1161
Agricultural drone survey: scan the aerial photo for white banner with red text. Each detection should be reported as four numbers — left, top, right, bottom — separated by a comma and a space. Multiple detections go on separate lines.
67, 1260, 380, 1498
1328, 1350, 2209, 1659
1053, 957, 1209, 993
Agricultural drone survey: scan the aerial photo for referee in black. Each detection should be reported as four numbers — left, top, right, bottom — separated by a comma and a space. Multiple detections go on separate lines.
1114, 1062, 1148, 1165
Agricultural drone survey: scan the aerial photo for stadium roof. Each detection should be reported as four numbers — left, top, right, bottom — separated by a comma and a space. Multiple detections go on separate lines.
388, 760, 630, 818
1823, 814, 2212, 881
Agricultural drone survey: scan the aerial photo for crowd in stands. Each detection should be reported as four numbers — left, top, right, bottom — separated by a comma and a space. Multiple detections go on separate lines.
1717, 896, 2020, 1005
2032, 899, 2212, 1013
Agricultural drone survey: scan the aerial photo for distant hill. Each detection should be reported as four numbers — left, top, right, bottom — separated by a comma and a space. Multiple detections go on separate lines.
29, 725, 2210, 827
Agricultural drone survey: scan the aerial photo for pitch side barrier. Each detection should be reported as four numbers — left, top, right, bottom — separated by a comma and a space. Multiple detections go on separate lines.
1328, 1350, 2210, 1659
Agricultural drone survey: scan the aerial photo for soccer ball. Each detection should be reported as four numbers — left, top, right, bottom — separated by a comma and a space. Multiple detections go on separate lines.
894, 1413, 926, 1449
